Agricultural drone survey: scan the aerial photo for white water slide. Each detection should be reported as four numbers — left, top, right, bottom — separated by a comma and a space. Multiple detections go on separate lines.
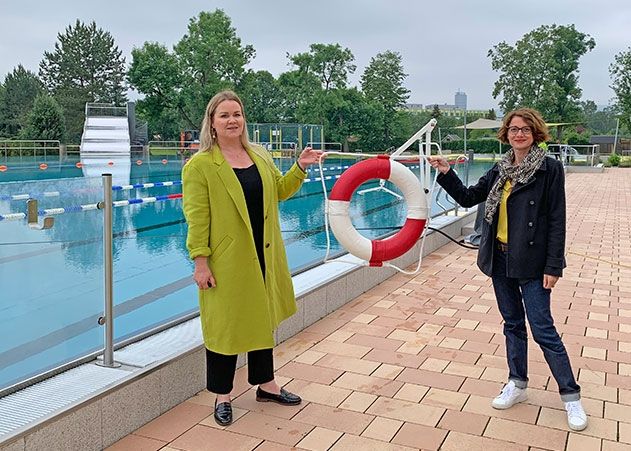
80, 103, 131, 184
80, 103, 130, 156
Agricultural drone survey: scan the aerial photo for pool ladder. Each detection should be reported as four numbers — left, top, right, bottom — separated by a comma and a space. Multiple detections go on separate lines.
26, 198, 54, 230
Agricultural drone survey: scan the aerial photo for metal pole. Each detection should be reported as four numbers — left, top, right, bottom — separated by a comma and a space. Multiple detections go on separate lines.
463, 108, 467, 156
97, 173, 120, 368
613, 118, 620, 155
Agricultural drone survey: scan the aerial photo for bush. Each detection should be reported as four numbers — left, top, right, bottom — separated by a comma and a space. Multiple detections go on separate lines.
608, 153, 621, 166
441, 139, 510, 153
564, 131, 591, 145
20, 95, 66, 141
619, 157, 631, 168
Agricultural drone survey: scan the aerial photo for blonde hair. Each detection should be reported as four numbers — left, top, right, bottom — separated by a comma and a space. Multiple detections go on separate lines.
199, 90, 251, 152
497, 108, 551, 145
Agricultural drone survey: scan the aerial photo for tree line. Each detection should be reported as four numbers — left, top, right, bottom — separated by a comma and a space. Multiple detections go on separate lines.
0, 10, 629, 150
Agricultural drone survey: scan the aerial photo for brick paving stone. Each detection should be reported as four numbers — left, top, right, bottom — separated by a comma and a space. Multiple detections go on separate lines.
276, 361, 344, 385
315, 353, 381, 375
134, 402, 213, 442
296, 427, 343, 451
345, 333, 405, 351
361, 416, 403, 442
332, 372, 404, 397
169, 425, 262, 451
338, 391, 378, 413
437, 410, 490, 436
602, 440, 631, 451
441, 431, 528, 451
393, 383, 430, 403
329, 433, 415, 451
484, 417, 567, 450
227, 412, 313, 446
291, 403, 374, 435
421, 387, 469, 410
396, 367, 465, 391
362, 348, 426, 368
390, 422, 448, 450
366, 396, 444, 426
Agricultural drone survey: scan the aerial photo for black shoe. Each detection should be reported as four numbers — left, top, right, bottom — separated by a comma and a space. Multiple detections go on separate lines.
214, 400, 232, 426
256, 387, 302, 405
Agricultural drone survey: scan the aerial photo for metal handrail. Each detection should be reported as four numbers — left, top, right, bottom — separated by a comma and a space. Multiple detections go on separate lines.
0, 140, 61, 160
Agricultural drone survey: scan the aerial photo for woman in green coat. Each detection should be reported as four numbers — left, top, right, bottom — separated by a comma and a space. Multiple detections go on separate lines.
182, 90, 323, 426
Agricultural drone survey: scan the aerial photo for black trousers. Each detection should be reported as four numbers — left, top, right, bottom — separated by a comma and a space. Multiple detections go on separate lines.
206, 348, 274, 395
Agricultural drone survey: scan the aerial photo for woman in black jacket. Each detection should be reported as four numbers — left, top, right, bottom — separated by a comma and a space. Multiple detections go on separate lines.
428, 108, 587, 431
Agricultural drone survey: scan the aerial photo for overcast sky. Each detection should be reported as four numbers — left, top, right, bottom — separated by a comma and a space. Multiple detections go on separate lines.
1, 0, 629, 110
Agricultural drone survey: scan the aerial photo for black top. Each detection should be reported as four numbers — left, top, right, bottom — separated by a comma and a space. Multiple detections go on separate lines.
233, 164, 265, 277
437, 156, 566, 278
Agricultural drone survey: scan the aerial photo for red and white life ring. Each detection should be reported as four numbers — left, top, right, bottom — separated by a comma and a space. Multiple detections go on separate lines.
327, 155, 428, 266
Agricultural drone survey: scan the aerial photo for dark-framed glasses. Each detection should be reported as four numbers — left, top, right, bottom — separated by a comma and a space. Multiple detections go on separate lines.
508, 126, 532, 135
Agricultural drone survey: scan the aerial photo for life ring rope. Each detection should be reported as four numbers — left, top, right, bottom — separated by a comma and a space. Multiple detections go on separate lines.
315, 127, 467, 275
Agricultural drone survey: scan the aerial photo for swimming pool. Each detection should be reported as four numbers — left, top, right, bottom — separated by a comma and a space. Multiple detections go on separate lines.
0, 154, 492, 392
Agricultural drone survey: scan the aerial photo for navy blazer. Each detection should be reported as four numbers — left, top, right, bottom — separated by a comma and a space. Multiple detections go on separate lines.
437, 156, 566, 278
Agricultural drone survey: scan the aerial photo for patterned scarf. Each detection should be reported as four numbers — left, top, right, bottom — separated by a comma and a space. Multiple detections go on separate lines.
484, 145, 546, 224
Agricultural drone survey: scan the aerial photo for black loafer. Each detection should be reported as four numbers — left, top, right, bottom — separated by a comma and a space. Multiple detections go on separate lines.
214, 400, 232, 426
256, 387, 302, 405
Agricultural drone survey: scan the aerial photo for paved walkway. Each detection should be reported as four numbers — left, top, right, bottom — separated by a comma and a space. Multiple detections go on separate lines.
108, 169, 631, 451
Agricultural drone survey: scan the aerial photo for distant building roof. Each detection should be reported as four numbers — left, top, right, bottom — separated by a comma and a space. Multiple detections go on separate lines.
589, 135, 617, 144
443, 134, 461, 142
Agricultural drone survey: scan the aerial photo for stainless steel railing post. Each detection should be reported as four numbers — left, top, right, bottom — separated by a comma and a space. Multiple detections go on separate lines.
97, 173, 121, 368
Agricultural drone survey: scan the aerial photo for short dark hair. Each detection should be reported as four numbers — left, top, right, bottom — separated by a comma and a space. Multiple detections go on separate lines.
497, 108, 551, 144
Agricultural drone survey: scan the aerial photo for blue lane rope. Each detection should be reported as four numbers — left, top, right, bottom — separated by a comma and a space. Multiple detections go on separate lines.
0, 193, 183, 222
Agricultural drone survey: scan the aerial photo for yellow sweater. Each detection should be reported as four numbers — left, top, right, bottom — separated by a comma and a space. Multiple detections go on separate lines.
496, 180, 512, 244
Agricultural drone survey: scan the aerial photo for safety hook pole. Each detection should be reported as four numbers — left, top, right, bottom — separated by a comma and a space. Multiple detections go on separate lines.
96, 173, 120, 368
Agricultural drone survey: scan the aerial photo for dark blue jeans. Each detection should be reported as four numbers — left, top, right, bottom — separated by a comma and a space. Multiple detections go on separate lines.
492, 247, 580, 401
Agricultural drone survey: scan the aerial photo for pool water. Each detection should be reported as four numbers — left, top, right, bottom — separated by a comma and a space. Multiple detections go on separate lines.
0, 154, 492, 392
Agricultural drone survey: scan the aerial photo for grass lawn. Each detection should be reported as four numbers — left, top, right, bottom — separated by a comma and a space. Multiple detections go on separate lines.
148, 148, 179, 156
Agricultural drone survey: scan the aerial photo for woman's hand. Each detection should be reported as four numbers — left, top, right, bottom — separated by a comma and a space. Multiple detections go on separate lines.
194, 257, 216, 289
297, 147, 325, 170
543, 274, 559, 290
427, 156, 451, 174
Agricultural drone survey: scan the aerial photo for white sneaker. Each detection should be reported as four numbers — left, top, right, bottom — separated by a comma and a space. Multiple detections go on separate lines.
565, 400, 588, 431
491, 381, 528, 409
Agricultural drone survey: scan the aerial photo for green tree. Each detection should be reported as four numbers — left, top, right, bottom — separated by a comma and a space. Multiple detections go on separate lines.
488, 24, 595, 130
20, 95, 66, 140
486, 108, 497, 120
361, 51, 410, 110
39, 20, 127, 142
361, 50, 410, 144
277, 70, 323, 123
128, 42, 187, 138
288, 43, 356, 92
314, 88, 385, 151
0, 65, 44, 137
129, 10, 254, 135
580, 100, 598, 116
237, 70, 283, 123
610, 47, 631, 132
0, 83, 4, 137
174, 10, 255, 127
431, 104, 442, 119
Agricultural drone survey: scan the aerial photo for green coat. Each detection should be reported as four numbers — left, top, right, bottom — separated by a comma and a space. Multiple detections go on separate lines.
182, 144, 306, 355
